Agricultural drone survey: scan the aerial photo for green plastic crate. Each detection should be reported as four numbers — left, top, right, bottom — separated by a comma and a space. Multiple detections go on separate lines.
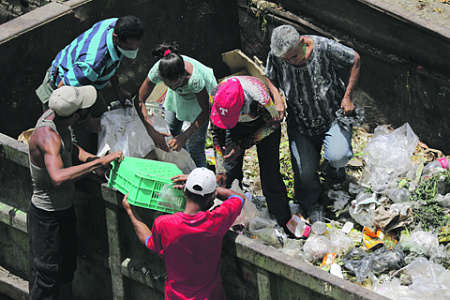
108, 157, 186, 214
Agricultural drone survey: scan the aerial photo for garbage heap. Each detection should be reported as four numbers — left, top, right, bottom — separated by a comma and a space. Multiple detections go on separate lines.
237, 122, 450, 300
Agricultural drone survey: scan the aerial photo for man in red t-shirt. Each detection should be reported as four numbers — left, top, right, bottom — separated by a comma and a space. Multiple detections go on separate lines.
123, 167, 244, 299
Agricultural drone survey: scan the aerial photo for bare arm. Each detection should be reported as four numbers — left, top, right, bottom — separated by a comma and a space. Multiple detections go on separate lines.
215, 187, 244, 201
111, 74, 132, 106
37, 129, 123, 187
123, 194, 152, 245
341, 50, 360, 115
134, 77, 171, 151
265, 77, 285, 121
168, 87, 210, 151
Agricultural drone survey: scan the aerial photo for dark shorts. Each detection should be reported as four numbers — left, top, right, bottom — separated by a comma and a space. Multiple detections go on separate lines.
28, 202, 77, 300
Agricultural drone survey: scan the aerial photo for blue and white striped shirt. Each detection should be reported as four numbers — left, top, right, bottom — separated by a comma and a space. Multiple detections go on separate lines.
50, 18, 122, 90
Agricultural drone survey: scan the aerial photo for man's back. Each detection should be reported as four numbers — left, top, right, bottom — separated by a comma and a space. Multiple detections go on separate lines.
146, 196, 243, 300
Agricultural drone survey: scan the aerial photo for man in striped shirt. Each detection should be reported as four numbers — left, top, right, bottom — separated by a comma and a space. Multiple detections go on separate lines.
36, 15, 143, 153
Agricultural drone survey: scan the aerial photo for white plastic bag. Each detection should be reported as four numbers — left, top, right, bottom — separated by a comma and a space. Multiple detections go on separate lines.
97, 106, 154, 158
362, 123, 419, 192
303, 235, 333, 263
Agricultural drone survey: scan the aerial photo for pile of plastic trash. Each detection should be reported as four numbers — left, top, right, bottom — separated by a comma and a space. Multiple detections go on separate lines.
235, 123, 450, 299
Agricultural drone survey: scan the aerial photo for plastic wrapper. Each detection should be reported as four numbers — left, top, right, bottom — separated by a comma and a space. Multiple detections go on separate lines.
343, 245, 405, 283
248, 216, 277, 232
250, 227, 279, 246
349, 193, 379, 228
231, 180, 261, 229
374, 257, 450, 299
158, 184, 184, 211
328, 190, 351, 211
280, 238, 302, 258
303, 235, 333, 263
143, 112, 197, 174
329, 228, 354, 256
362, 123, 419, 193
407, 230, 439, 257
363, 123, 419, 172
97, 106, 154, 158
385, 187, 411, 203
437, 193, 450, 208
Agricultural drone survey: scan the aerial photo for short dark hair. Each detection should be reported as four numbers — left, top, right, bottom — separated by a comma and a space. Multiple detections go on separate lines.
114, 16, 144, 41
184, 188, 215, 205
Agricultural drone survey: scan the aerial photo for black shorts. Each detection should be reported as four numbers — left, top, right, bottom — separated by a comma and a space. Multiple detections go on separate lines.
28, 202, 77, 299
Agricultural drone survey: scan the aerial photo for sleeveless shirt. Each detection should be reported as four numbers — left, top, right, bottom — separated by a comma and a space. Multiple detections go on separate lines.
30, 110, 75, 211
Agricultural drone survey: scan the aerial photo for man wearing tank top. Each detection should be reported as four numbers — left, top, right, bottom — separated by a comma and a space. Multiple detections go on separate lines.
27, 85, 124, 300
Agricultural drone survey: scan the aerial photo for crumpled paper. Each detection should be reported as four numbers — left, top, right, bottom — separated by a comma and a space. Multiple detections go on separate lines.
373, 205, 413, 233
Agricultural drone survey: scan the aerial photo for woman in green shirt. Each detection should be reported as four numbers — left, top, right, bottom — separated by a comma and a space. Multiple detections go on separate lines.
135, 43, 217, 167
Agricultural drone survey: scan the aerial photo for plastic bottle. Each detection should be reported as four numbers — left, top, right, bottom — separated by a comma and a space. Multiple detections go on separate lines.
423, 157, 449, 174
294, 219, 311, 239
309, 206, 324, 224
311, 221, 328, 235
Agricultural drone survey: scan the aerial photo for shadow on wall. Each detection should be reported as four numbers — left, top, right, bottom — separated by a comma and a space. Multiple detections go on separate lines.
0, 0, 241, 141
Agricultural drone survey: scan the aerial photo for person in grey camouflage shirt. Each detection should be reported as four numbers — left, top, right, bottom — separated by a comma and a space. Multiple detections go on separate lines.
265, 24, 361, 223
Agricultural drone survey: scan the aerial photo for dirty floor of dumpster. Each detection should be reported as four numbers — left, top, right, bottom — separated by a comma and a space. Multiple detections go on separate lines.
237, 122, 450, 299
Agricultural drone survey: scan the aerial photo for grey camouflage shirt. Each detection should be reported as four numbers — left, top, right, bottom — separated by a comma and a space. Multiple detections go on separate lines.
265, 35, 355, 136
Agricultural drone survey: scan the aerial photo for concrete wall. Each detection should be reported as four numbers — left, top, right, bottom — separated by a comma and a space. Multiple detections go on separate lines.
238, 0, 450, 154
0, 132, 387, 299
0, 0, 241, 141
0, 0, 48, 24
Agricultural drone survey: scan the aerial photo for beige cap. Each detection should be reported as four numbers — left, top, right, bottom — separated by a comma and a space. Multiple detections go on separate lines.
49, 85, 97, 117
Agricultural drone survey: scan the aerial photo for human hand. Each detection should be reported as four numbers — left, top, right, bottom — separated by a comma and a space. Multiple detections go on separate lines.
84, 116, 102, 133
117, 88, 132, 106
168, 134, 188, 152
122, 194, 131, 211
216, 173, 226, 187
171, 174, 189, 189
149, 130, 171, 152
223, 143, 242, 161
275, 98, 285, 121
341, 97, 355, 116
108, 151, 124, 163
93, 164, 111, 178
98, 151, 124, 170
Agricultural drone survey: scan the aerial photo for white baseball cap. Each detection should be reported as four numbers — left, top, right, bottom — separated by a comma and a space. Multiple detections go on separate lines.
185, 167, 217, 196
49, 85, 97, 117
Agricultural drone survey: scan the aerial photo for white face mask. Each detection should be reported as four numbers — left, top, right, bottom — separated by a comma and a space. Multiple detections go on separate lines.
118, 46, 138, 59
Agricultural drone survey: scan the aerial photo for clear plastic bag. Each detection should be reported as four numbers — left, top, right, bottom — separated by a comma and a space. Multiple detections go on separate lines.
349, 193, 379, 228
386, 187, 411, 203
97, 106, 154, 158
362, 123, 419, 193
143, 110, 197, 174
374, 257, 450, 299
408, 230, 439, 257
231, 180, 261, 229
158, 183, 184, 211
437, 193, 450, 208
363, 123, 419, 171
303, 235, 333, 263
329, 228, 355, 256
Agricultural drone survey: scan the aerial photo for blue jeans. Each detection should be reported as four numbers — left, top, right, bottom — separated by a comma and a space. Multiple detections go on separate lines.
287, 122, 353, 212
165, 110, 208, 168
